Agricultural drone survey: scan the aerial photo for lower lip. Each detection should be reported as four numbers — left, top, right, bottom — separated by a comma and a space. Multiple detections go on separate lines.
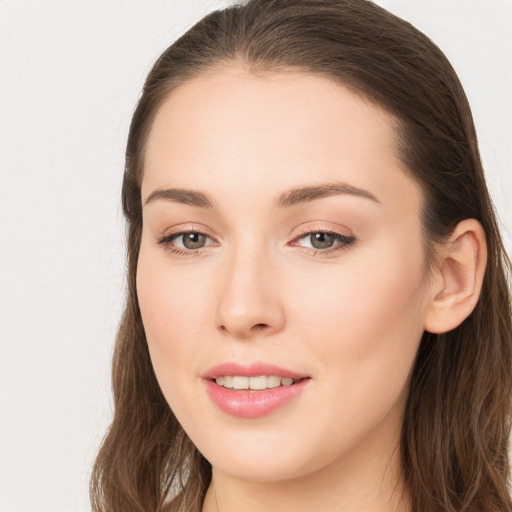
204, 378, 310, 418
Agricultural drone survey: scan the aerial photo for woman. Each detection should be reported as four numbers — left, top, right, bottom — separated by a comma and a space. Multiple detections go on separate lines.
90, 1, 512, 511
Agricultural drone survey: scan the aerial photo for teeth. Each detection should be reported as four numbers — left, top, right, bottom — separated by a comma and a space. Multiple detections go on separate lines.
214, 375, 298, 390
267, 375, 281, 388
232, 376, 249, 390
249, 375, 267, 390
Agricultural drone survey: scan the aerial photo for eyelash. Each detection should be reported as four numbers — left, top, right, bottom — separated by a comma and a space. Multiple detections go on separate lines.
157, 230, 216, 257
157, 228, 356, 257
291, 228, 356, 256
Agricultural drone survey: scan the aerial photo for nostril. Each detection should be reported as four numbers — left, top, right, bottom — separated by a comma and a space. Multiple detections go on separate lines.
253, 323, 269, 330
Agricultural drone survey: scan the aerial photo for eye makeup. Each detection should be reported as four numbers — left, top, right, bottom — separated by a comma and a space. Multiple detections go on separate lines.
156, 224, 356, 259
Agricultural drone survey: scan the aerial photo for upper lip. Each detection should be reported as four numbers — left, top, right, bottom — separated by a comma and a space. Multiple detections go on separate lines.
202, 362, 309, 380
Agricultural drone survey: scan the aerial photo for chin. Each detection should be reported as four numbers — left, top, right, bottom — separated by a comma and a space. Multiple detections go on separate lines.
191, 425, 336, 483
210, 454, 311, 483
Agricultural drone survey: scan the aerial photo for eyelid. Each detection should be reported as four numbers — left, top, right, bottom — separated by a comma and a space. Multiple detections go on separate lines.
288, 223, 356, 256
291, 222, 354, 239
158, 223, 216, 239
155, 222, 355, 257
156, 224, 219, 254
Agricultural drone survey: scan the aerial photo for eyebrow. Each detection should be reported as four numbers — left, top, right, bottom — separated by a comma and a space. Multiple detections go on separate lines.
276, 182, 380, 208
144, 181, 379, 209
145, 188, 214, 208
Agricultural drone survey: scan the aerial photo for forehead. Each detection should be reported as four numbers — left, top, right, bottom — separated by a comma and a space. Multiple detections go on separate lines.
142, 65, 421, 215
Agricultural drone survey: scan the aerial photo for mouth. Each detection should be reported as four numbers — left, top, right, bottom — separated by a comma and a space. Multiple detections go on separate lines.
202, 362, 311, 418
213, 375, 308, 390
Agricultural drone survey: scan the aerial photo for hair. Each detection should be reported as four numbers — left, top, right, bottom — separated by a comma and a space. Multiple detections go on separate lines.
90, 1, 512, 511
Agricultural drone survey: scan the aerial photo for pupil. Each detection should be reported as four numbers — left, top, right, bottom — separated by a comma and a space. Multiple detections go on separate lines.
183, 233, 205, 249
311, 232, 334, 249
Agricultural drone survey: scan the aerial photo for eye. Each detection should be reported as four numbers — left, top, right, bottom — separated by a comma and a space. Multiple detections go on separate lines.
305, 232, 337, 249
177, 232, 209, 250
294, 231, 355, 252
158, 231, 216, 253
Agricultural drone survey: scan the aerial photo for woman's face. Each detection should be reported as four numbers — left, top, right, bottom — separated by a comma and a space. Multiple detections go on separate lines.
137, 65, 433, 482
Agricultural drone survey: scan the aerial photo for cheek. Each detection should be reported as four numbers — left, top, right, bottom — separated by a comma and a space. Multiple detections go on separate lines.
137, 235, 213, 331
295, 240, 428, 397
136, 246, 210, 396
277, 244, 428, 469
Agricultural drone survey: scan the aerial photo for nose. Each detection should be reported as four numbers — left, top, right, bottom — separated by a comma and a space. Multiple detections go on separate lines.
215, 245, 286, 339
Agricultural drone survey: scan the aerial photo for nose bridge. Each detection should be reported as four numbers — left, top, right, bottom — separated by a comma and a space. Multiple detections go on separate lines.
215, 237, 284, 338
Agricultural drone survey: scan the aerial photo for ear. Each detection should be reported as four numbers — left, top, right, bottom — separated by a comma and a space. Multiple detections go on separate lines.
423, 219, 487, 334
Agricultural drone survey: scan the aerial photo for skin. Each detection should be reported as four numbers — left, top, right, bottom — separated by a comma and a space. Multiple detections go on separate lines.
136, 64, 485, 512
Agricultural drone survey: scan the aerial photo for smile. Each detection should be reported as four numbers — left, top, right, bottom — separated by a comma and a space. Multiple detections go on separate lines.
215, 375, 297, 390
203, 362, 311, 418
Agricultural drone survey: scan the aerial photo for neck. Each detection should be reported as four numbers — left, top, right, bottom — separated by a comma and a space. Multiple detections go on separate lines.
202, 431, 410, 512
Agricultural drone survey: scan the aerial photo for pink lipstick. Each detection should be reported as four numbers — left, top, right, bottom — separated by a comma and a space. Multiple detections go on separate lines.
202, 362, 311, 418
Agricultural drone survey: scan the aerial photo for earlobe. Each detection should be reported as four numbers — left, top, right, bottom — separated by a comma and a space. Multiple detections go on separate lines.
424, 219, 487, 334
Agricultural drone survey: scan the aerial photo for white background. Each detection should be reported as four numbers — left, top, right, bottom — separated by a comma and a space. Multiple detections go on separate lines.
0, 1, 510, 511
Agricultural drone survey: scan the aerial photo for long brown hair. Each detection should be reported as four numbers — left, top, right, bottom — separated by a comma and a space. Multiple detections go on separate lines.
90, 1, 512, 511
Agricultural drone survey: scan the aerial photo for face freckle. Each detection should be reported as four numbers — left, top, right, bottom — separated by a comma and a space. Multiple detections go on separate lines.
136, 64, 431, 485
